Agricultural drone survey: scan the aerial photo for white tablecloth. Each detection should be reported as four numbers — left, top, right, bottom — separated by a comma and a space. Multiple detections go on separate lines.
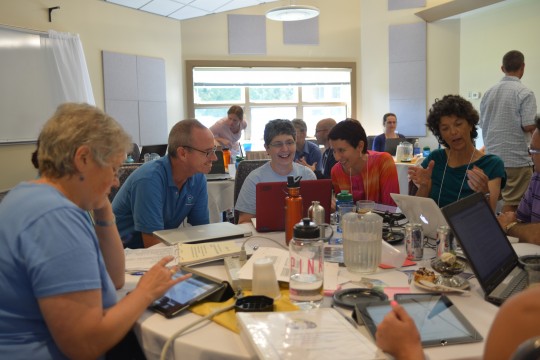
207, 179, 235, 223
117, 224, 540, 360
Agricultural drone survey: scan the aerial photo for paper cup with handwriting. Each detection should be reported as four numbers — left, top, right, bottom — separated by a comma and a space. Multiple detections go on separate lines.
251, 257, 280, 299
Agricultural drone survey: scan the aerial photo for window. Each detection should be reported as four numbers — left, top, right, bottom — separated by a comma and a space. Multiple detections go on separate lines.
187, 61, 355, 148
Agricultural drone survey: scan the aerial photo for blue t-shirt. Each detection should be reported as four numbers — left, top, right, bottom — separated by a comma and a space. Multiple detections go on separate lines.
112, 156, 209, 248
235, 162, 316, 215
421, 149, 506, 207
294, 141, 323, 172
0, 182, 116, 359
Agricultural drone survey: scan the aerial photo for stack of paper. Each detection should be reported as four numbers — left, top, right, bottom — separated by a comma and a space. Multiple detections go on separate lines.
236, 308, 385, 359
124, 240, 242, 272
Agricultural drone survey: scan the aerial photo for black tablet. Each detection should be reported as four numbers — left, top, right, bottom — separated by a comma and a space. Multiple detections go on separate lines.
150, 268, 228, 318
355, 294, 483, 347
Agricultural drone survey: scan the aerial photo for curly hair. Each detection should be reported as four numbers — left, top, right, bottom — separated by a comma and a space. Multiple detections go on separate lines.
264, 119, 296, 145
426, 95, 479, 148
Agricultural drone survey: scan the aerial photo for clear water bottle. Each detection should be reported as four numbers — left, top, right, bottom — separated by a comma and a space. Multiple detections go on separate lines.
413, 139, 421, 156
342, 211, 382, 274
289, 218, 324, 309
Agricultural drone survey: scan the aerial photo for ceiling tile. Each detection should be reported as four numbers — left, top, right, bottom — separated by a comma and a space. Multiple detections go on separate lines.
140, 0, 184, 16
168, 5, 209, 20
189, 0, 231, 12
106, 0, 151, 9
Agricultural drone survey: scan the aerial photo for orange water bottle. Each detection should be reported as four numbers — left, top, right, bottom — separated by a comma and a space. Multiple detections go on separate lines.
285, 176, 303, 245
222, 147, 231, 171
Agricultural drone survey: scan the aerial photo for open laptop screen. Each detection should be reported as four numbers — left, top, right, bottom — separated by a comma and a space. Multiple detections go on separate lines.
442, 193, 518, 291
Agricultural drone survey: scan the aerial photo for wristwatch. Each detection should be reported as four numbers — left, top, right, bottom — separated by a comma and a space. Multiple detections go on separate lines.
505, 221, 518, 234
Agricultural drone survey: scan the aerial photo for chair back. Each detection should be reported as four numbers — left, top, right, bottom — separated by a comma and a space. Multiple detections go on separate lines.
0, 189, 10, 204
367, 135, 376, 151
511, 336, 540, 360
129, 143, 141, 163
109, 163, 143, 202
233, 159, 269, 223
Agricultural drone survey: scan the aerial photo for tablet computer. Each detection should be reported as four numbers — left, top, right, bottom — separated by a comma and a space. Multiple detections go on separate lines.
355, 294, 483, 347
150, 267, 230, 318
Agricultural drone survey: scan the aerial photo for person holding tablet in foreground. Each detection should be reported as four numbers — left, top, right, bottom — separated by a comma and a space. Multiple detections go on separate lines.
0, 103, 190, 359
376, 286, 540, 360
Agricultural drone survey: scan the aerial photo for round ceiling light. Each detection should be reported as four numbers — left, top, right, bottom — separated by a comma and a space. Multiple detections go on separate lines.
265, 5, 320, 22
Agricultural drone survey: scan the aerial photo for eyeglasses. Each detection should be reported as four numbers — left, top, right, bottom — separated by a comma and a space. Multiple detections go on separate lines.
268, 140, 296, 149
182, 145, 217, 158
528, 148, 540, 155
315, 128, 329, 134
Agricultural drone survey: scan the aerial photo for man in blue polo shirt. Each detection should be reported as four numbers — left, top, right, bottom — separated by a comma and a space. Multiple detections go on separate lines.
292, 118, 322, 172
113, 119, 217, 248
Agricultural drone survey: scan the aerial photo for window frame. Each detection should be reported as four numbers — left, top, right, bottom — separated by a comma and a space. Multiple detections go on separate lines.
186, 60, 356, 141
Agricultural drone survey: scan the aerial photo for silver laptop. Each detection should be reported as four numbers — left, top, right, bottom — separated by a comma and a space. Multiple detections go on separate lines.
154, 222, 252, 245
390, 193, 447, 239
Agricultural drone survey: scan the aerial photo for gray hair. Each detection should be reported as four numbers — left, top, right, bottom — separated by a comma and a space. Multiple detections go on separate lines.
168, 119, 207, 158
38, 103, 132, 178
264, 119, 296, 145
291, 118, 307, 133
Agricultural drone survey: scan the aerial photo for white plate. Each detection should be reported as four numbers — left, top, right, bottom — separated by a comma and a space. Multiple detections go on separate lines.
414, 277, 470, 292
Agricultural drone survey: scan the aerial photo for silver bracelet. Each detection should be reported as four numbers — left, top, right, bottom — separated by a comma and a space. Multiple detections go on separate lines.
94, 217, 115, 227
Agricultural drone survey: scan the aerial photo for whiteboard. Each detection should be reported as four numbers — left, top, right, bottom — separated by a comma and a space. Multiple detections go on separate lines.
0, 27, 62, 144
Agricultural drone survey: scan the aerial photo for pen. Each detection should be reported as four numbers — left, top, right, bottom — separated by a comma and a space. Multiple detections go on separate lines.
128, 271, 146, 276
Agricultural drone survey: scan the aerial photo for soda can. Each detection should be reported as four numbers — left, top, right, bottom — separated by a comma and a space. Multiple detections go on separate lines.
404, 224, 414, 260
436, 225, 450, 258
406, 223, 424, 261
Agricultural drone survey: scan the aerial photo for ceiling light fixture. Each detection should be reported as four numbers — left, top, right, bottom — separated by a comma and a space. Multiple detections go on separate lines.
265, 4, 320, 22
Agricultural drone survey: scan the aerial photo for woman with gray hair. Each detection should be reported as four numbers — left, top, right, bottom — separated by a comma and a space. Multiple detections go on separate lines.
0, 103, 190, 359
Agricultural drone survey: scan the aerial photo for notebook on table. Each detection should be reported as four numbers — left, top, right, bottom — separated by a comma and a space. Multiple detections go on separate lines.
139, 144, 168, 162
441, 192, 527, 306
390, 193, 447, 239
255, 179, 332, 232
154, 222, 252, 245
205, 150, 232, 181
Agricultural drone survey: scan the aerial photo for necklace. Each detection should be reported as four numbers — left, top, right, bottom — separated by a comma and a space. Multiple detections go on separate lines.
437, 148, 476, 206
349, 153, 369, 200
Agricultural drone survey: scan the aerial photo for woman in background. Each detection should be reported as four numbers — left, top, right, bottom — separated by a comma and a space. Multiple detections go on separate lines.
210, 105, 248, 157
0, 103, 189, 359
408, 95, 505, 210
372, 113, 406, 152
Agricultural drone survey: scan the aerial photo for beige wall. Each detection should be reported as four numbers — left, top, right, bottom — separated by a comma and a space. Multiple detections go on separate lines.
0, 0, 184, 189
1, 0, 538, 189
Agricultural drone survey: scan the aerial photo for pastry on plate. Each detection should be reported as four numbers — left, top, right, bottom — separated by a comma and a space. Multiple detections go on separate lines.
413, 267, 436, 283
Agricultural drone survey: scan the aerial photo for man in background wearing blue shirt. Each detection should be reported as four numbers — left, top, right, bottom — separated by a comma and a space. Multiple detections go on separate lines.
480, 50, 537, 212
292, 118, 322, 172
113, 119, 217, 248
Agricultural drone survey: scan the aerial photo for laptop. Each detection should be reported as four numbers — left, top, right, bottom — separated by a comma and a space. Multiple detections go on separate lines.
153, 222, 252, 245
139, 144, 168, 162
390, 193, 447, 239
255, 179, 332, 232
441, 192, 527, 306
205, 150, 232, 181
383, 138, 402, 156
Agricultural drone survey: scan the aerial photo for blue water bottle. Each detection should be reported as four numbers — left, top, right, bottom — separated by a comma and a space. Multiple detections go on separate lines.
336, 190, 354, 233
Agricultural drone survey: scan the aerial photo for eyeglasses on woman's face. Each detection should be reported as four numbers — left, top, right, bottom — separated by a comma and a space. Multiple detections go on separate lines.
268, 140, 296, 149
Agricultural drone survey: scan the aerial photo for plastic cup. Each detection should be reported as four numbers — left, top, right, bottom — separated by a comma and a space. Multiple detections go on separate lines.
356, 200, 375, 214
228, 163, 236, 178
251, 258, 281, 299
519, 255, 540, 287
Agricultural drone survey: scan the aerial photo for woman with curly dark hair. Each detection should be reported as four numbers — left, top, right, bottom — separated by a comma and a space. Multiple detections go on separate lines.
408, 95, 506, 210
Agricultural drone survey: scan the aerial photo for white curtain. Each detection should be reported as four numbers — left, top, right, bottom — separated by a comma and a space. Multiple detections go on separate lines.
43, 30, 95, 105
